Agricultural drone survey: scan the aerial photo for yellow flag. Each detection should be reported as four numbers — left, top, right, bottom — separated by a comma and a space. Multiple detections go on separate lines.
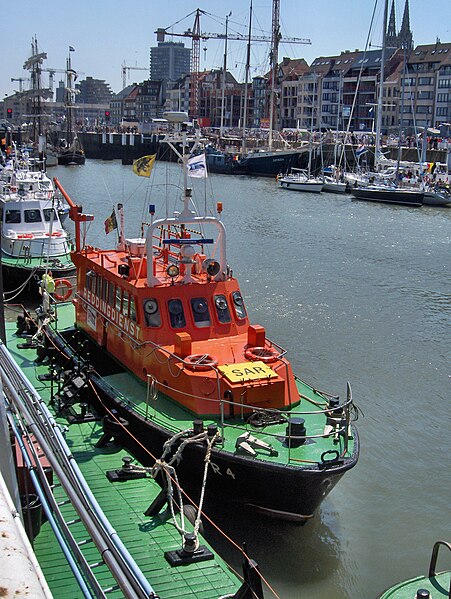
133, 154, 156, 177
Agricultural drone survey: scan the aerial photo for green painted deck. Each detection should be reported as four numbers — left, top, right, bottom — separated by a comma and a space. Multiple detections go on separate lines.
5, 308, 245, 599
378, 572, 450, 598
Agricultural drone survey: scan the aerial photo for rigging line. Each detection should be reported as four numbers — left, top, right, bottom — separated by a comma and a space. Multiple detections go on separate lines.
89, 382, 280, 599
25, 311, 276, 597
338, 0, 378, 167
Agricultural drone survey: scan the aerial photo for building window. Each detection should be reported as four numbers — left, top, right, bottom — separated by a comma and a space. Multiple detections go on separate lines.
418, 77, 433, 86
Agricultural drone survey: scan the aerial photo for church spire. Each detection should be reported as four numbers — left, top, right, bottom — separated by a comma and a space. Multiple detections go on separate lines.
399, 0, 413, 50
386, 0, 397, 40
385, 0, 399, 49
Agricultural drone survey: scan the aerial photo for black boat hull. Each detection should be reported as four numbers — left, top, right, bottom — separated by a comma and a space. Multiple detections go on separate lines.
2, 262, 76, 295
238, 150, 306, 177
351, 187, 424, 206
46, 327, 359, 523
57, 151, 86, 166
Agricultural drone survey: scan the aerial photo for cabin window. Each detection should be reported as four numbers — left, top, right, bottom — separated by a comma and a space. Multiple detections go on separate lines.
96, 275, 102, 297
130, 297, 136, 322
24, 209, 42, 223
102, 278, 109, 302
43, 208, 58, 222
115, 287, 122, 311
231, 291, 247, 320
143, 298, 161, 327
122, 291, 129, 317
5, 209, 21, 224
86, 270, 96, 292
108, 282, 115, 306
168, 299, 186, 329
214, 294, 231, 323
190, 297, 211, 328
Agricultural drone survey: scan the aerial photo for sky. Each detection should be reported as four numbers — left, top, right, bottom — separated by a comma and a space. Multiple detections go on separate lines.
1, 0, 450, 98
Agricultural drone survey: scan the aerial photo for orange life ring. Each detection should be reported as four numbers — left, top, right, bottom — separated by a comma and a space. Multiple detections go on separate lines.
45, 231, 62, 237
244, 346, 279, 363
185, 354, 218, 371
54, 278, 73, 301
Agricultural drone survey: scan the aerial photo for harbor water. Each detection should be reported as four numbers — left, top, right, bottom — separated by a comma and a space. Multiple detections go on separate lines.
44, 161, 450, 598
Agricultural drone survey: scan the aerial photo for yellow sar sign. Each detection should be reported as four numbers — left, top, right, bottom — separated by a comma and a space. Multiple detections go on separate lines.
218, 361, 278, 383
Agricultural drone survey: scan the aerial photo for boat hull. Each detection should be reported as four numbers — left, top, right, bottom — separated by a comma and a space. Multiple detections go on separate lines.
239, 150, 306, 177
423, 191, 451, 207
57, 151, 86, 166
279, 179, 323, 193
322, 180, 348, 194
351, 187, 424, 206
46, 325, 359, 523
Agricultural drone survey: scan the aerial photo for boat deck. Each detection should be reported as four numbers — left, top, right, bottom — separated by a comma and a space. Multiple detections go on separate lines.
49, 301, 357, 470
5, 306, 245, 599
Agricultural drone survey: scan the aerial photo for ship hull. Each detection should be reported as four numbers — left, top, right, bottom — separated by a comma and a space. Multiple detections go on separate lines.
46, 325, 359, 523
351, 187, 424, 206
57, 150, 86, 166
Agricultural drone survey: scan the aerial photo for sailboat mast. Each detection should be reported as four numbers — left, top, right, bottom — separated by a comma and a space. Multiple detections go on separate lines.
375, 0, 389, 169
66, 52, 74, 146
241, 1, 252, 154
268, 0, 280, 150
220, 12, 231, 137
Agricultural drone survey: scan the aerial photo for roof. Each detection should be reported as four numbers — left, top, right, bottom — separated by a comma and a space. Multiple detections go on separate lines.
409, 42, 451, 64
113, 85, 136, 100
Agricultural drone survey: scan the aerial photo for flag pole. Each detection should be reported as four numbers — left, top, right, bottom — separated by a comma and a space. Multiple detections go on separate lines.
117, 204, 125, 250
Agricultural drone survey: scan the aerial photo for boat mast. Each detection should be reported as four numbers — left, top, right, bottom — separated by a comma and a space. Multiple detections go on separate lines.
220, 12, 231, 138
374, 0, 389, 170
268, 0, 280, 150
65, 53, 72, 147
241, 1, 252, 154
396, 47, 407, 181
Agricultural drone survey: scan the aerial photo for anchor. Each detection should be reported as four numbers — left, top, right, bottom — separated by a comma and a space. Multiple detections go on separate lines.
235, 432, 278, 457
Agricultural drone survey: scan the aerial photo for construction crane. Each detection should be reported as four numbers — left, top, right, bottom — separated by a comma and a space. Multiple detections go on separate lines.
156, 4, 310, 117
11, 78, 30, 92
121, 62, 149, 89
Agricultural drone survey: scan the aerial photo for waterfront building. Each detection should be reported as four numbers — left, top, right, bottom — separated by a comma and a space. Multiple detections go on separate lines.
279, 58, 309, 129
110, 86, 136, 126
197, 70, 241, 128
76, 77, 113, 104
165, 75, 190, 114
250, 76, 267, 128
149, 41, 191, 83
402, 42, 451, 133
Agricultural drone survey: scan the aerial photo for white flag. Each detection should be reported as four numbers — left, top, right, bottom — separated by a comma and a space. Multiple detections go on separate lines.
187, 153, 208, 178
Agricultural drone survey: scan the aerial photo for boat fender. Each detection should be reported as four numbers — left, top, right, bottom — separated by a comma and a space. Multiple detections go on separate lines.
54, 278, 73, 302
244, 346, 278, 363
185, 354, 218, 371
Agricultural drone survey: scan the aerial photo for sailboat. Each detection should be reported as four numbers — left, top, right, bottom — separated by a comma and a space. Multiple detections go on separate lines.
207, 0, 310, 177
42, 111, 359, 523
278, 74, 324, 192
350, 0, 424, 207
57, 47, 85, 166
